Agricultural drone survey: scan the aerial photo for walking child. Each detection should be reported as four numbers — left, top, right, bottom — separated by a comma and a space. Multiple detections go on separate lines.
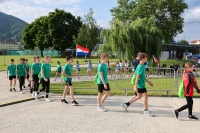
53, 61, 62, 82
75, 60, 80, 79
61, 56, 79, 105
31, 56, 41, 99
24, 59, 30, 87
37, 56, 51, 101
87, 59, 92, 79
97, 53, 111, 112
6, 59, 16, 92
29, 57, 36, 94
121, 53, 154, 116
16, 58, 27, 94
173, 62, 200, 120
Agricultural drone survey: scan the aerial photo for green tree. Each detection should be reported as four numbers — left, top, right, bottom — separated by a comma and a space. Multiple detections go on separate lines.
48, 9, 82, 57
101, 18, 163, 62
179, 39, 189, 45
73, 8, 99, 57
22, 22, 37, 50
110, 0, 188, 42
34, 16, 52, 56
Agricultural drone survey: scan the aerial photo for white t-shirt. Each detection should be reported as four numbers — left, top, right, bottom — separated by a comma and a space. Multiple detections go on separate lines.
125, 63, 129, 67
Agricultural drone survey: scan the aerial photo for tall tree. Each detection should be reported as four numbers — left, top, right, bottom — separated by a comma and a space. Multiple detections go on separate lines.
110, 0, 188, 42
179, 39, 189, 45
73, 8, 99, 54
22, 22, 37, 50
101, 18, 163, 62
48, 9, 82, 57
34, 16, 52, 56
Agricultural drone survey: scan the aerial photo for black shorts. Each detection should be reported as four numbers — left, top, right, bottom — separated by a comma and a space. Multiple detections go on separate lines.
57, 71, 61, 73
98, 83, 110, 93
138, 88, 147, 93
146, 68, 149, 71
108, 68, 111, 71
9, 75, 16, 80
33, 75, 39, 82
65, 81, 72, 86
27, 74, 29, 79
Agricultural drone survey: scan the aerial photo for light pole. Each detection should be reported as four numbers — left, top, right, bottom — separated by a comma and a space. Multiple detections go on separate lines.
3, 40, 7, 66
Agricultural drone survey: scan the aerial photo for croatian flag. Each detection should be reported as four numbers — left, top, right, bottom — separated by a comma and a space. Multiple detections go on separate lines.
76, 45, 90, 56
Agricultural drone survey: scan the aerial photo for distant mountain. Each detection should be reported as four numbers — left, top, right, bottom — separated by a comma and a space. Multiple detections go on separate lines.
0, 12, 28, 42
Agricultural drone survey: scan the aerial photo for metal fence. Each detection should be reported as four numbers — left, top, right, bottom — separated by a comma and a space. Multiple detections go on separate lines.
57, 66, 186, 97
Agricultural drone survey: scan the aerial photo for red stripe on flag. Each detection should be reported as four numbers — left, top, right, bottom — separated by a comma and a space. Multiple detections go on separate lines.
77, 45, 90, 52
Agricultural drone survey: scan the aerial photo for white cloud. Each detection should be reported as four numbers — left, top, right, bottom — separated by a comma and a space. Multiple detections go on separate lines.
0, 0, 83, 23
30, 0, 82, 6
184, 6, 200, 24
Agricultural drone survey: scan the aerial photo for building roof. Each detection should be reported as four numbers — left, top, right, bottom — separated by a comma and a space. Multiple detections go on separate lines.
189, 40, 200, 44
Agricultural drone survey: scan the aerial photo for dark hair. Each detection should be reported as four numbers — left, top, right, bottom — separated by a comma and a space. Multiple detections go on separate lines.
10, 59, 14, 62
25, 59, 28, 61
36, 56, 40, 59
22, 58, 25, 61
66, 55, 73, 61
19, 58, 23, 61
57, 61, 60, 64
138, 53, 148, 60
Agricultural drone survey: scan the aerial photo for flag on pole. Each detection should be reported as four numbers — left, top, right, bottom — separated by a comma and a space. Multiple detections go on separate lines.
153, 55, 159, 64
76, 45, 90, 56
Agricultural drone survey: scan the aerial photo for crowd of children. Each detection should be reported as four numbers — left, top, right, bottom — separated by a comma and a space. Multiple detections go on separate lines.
6, 53, 200, 120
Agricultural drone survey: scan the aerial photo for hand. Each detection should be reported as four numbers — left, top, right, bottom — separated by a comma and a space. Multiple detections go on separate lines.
148, 82, 153, 86
134, 85, 138, 93
44, 78, 48, 82
68, 76, 72, 78
104, 84, 108, 89
6, 76, 8, 78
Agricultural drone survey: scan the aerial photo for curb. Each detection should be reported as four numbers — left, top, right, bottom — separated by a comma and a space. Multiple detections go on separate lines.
0, 96, 44, 107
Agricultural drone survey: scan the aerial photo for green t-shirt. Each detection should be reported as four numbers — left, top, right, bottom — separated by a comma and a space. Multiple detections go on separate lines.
41, 63, 51, 79
7, 64, 16, 76
31, 63, 41, 75
135, 64, 146, 89
97, 63, 108, 84
63, 63, 73, 81
57, 64, 62, 72
16, 64, 25, 77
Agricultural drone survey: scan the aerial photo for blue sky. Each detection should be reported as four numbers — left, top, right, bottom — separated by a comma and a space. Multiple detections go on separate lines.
0, 0, 200, 42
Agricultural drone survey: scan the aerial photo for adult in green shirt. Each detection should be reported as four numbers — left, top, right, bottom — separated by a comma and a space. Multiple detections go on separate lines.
61, 55, 78, 106
16, 58, 27, 94
97, 53, 110, 112
6, 59, 16, 92
121, 53, 154, 116
38, 56, 51, 102
53, 61, 62, 82
31, 56, 41, 99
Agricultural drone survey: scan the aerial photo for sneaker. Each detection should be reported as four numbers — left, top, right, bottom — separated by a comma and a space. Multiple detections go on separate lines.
97, 106, 106, 112
30, 88, 33, 94
173, 110, 179, 119
45, 98, 51, 102
13, 88, 16, 92
188, 115, 198, 120
72, 100, 79, 106
101, 104, 105, 109
9, 88, 12, 92
20, 91, 24, 94
34, 94, 38, 99
61, 99, 68, 104
144, 109, 154, 117
32, 91, 35, 97
28, 84, 30, 87
121, 103, 128, 112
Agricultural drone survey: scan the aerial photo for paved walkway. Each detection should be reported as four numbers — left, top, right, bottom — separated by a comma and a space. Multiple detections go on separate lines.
1, 71, 200, 133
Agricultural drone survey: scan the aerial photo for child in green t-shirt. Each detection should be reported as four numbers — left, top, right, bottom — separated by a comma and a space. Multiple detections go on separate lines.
61, 55, 79, 105
121, 53, 154, 116
53, 61, 62, 82
16, 58, 27, 94
6, 59, 16, 92
38, 56, 51, 102
97, 53, 110, 112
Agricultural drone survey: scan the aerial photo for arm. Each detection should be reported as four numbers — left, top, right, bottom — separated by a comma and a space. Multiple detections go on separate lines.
189, 73, 200, 93
16, 66, 18, 78
134, 74, 140, 93
99, 72, 108, 89
6, 70, 8, 78
146, 78, 153, 86
62, 70, 72, 78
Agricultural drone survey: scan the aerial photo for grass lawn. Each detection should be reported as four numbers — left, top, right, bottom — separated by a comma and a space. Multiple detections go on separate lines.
0, 55, 117, 71
50, 76, 200, 97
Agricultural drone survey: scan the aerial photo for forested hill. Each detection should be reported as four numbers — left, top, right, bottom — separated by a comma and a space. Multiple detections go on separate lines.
0, 12, 28, 42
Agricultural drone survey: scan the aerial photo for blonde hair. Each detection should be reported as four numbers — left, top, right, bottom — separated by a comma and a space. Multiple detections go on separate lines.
185, 62, 193, 69
45, 55, 50, 60
100, 53, 109, 59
